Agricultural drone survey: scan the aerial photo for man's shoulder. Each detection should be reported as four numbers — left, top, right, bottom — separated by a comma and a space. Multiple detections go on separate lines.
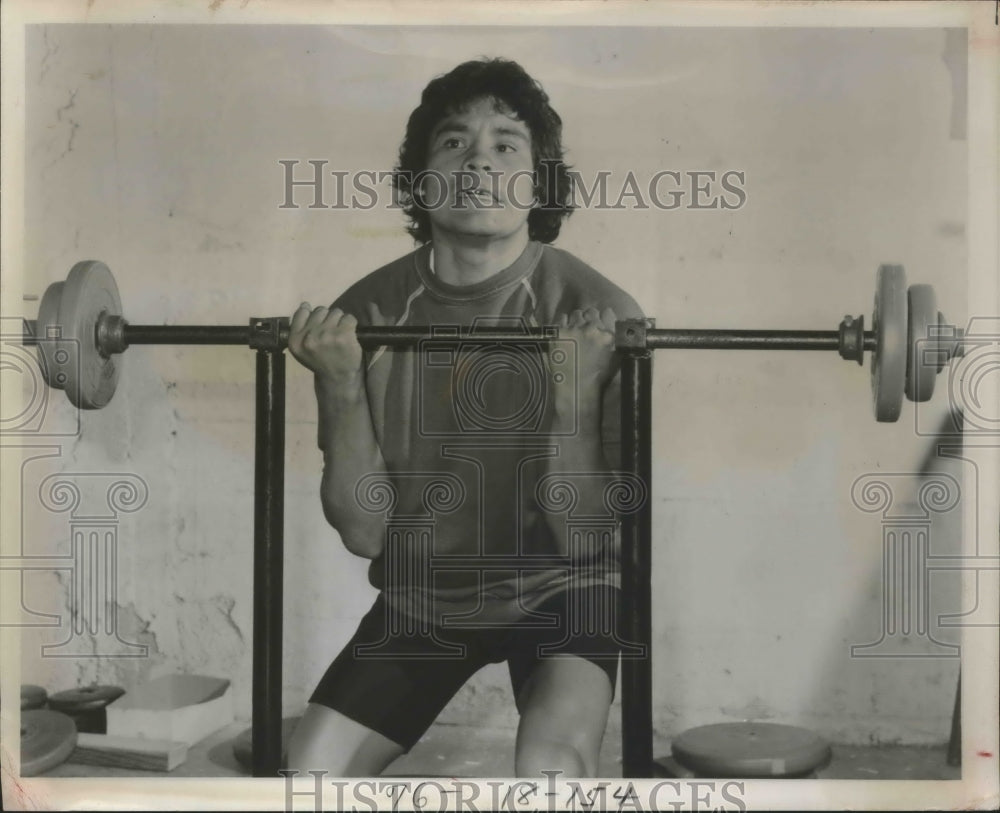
332, 246, 423, 319
534, 244, 644, 319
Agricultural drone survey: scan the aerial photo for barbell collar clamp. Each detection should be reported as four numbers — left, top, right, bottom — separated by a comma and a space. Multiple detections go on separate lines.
615, 318, 657, 351
96, 313, 128, 356
933, 318, 966, 371
248, 317, 291, 352
838, 314, 865, 365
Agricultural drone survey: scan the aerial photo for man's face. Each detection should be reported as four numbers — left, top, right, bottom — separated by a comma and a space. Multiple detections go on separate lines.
420, 97, 536, 243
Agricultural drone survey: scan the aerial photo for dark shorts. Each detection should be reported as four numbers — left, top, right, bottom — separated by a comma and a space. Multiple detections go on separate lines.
309, 584, 623, 750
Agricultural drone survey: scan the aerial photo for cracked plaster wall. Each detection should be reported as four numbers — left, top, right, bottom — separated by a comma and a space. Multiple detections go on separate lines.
18, 24, 969, 745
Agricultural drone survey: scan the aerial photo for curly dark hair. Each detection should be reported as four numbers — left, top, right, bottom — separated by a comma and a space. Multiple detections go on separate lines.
392, 58, 574, 244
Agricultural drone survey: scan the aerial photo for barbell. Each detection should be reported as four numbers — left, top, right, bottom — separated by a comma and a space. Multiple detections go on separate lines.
21, 260, 964, 421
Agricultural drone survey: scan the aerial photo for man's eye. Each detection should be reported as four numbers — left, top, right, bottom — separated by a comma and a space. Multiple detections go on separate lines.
497, 143, 515, 153
443, 138, 463, 149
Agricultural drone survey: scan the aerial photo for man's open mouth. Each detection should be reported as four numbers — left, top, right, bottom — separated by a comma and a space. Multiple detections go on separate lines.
457, 187, 500, 206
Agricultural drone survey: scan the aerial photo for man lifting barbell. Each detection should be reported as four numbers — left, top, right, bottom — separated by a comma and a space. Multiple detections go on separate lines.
21, 60, 965, 782
285, 57, 645, 779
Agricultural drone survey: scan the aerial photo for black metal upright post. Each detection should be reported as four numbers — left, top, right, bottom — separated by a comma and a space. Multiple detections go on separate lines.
619, 346, 654, 778
252, 347, 286, 777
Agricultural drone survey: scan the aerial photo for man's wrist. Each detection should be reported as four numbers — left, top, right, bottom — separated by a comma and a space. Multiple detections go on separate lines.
316, 371, 365, 404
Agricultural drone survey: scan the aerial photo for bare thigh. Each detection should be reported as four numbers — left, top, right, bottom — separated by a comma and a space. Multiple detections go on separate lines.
513, 655, 614, 778
287, 703, 406, 777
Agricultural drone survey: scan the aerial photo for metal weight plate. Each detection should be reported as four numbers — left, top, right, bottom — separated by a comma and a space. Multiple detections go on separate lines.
48, 684, 125, 713
231, 716, 301, 772
871, 264, 908, 422
21, 684, 48, 711
906, 284, 938, 403
20, 709, 78, 776
671, 722, 832, 778
36, 281, 70, 390
58, 260, 123, 409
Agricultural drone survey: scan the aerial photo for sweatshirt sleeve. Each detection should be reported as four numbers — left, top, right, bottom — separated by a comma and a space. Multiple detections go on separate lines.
600, 290, 645, 471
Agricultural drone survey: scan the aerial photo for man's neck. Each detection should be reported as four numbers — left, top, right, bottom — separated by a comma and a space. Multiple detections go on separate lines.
429, 229, 530, 287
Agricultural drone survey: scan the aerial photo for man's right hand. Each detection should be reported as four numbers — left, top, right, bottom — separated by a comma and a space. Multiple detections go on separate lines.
288, 303, 363, 387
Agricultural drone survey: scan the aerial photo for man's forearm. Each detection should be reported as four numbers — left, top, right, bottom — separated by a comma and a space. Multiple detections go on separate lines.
543, 397, 615, 554
315, 373, 387, 558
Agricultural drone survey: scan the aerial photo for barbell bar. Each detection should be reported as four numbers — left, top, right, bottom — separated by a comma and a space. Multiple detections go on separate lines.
21, 260, 964, 421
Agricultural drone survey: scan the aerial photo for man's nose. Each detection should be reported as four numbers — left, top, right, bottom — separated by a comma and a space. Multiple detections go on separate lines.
464, 142, 492, 172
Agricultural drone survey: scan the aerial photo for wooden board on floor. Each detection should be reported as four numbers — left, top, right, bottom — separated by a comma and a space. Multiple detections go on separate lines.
67, 733, 188, 772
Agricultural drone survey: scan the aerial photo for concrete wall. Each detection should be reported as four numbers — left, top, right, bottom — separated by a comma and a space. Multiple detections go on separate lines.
18, 24, 966, 746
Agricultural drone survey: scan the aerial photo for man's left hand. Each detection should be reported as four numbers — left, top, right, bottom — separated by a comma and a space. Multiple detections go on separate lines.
551, 307, 618, 417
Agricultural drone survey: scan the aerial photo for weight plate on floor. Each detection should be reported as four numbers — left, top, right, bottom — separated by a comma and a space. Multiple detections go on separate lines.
58, 260, 122, 409
906, 284, 938, 403
20, 709, 77, 777
21, 684, 48, 711
671, 722, 831, 778
48, 684, 125, 714
35, 281, 69, 390
232, 716, 301, 772
871, 264, 908, 422
48, 684, 125, 734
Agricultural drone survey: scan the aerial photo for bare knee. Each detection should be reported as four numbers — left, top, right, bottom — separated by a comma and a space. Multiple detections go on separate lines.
287, 703, 404, 777
515, 738, 589, 779
287, 724, 350, 777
